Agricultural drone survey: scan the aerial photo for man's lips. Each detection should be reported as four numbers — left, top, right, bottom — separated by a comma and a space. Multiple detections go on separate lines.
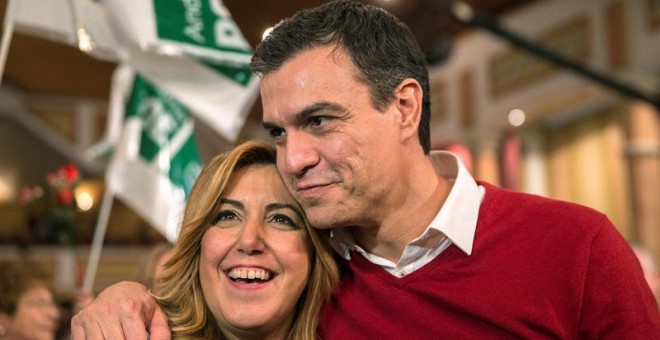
295, 187, 327, 201
295, 182, 331, 194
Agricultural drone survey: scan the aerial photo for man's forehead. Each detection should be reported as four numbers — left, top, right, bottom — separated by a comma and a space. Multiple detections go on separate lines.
259, 70, 320, 124
259, 45, 360, 125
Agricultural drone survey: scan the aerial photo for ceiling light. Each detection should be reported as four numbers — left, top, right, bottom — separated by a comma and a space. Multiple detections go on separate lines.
76, 191, 94, 211
508, 109, 526, 127
77, 27, 95, 53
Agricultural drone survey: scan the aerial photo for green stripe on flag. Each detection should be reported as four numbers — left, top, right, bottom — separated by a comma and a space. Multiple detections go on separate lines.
125, 75, 189, 162
153, 0, 252, 55
169, 135, 202, 199
123, 73, 202, 198
198, 59, 253, 87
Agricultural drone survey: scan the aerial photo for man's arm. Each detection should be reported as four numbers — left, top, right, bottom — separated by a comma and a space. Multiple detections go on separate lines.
71, 281, 171, 340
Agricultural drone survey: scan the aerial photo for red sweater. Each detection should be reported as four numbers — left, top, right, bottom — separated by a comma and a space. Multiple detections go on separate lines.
320, 183, 660, 339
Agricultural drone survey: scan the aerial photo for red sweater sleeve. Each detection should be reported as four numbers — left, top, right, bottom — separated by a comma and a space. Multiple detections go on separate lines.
578, 213, 660, 339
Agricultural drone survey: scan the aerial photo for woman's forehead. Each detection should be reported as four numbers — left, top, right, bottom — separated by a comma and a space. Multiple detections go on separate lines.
227, 165, 294, 201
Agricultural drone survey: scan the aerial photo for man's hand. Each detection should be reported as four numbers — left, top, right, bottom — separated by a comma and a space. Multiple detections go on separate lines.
71, 281, 171, 340
72, 290, 95, 315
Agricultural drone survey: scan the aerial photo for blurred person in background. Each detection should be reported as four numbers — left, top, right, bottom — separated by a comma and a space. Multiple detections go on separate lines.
0, 260, 61, 340
632, 244, 660, 305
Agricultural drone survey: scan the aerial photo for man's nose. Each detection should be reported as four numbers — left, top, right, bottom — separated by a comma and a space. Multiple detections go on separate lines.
279, 132, 319, 177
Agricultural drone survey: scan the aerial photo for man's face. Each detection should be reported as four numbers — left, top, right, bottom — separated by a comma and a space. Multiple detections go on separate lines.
261, 45, 404, 229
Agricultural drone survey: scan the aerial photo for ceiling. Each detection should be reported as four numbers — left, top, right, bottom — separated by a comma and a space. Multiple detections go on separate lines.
0, 0, 537, 137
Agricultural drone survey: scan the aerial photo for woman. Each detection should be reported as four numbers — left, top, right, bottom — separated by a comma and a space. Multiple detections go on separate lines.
0, 260, 61, 340
155, 140, 339, 339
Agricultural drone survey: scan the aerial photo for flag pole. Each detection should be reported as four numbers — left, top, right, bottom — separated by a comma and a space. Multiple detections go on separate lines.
82, 188, 114, 292
80, 64, 130, 293
0, 0, 17, 86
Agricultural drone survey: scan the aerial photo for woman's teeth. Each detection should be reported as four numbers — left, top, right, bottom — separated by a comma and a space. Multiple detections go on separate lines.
227, 268, 272, 281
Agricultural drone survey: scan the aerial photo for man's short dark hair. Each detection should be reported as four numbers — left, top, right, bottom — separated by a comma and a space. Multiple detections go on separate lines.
251, 0, 431, 154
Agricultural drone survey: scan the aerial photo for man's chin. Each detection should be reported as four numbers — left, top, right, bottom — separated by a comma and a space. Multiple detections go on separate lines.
302, 205, 336, 230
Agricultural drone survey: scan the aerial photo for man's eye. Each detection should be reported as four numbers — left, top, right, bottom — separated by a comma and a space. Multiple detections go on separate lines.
310, 116, 328, 127
213, 210, 237, 224
268, 128, 286, 139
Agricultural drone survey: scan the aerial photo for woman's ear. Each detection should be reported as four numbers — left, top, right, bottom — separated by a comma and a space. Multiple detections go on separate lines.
394, 78, 423, 142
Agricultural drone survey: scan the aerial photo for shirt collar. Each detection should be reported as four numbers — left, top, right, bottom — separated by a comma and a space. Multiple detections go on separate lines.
427, 151, 482, 256
329, 151, 482, 260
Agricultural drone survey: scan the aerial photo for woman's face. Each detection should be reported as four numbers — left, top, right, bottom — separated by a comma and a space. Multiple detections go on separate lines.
1, 284, 60, 340
199, 164, 312, 339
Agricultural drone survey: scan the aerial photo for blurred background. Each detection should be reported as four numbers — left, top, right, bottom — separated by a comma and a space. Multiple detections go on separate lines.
0, 0, 658, 321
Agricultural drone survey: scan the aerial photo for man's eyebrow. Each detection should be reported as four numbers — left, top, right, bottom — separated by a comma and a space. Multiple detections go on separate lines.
262, 102, 344, 130
297, 102, 344, 120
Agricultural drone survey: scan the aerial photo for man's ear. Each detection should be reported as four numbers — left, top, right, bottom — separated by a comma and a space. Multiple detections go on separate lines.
394, 78, 423, 142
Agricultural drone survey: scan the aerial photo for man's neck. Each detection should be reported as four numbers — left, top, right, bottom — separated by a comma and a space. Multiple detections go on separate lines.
351, 158, 450, 263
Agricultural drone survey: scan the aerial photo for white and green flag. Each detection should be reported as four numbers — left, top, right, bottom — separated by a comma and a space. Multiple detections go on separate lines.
102, 0, 260, 142
106, 65, 202, 243
2, 0, 259, 142
105, 0, 253, 64
82, 64, 203, 290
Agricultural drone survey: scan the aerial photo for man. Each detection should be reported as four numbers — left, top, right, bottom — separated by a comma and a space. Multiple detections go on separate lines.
72, 1, 659, 338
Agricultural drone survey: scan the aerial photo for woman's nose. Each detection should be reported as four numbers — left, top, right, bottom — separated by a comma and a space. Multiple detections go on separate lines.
236, 220, 266, 255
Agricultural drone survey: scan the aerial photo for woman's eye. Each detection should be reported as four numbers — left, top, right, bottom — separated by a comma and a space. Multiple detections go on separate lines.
214, 210, 237, 224
271, 214, 300, 229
